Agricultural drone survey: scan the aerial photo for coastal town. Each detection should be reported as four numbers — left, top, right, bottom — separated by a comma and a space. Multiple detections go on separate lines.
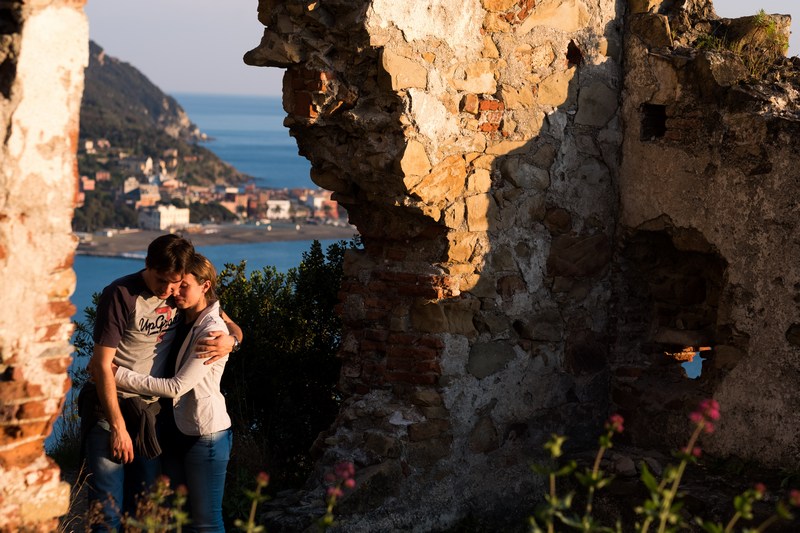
75, 136, 355, 253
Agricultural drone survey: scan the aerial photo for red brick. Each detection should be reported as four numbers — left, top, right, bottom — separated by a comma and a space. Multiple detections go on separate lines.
0, 382, 43, 402
48, 300, 76, 319
480, 123, 500, 132
479, 99, 504, 111
0, 439, 44, 469
16, 401, 47, 420
364, 328, 389, 342
0, 421, 49, 447
42, 357, 71, 375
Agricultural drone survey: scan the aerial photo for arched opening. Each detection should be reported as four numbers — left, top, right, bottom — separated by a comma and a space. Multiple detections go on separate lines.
611, 226, 728, 449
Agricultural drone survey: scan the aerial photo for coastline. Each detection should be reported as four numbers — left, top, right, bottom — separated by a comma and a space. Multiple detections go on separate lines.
77, 223, 359, 256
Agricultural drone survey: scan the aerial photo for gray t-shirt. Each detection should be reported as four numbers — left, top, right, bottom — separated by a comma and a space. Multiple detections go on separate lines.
93, 270, 180, 398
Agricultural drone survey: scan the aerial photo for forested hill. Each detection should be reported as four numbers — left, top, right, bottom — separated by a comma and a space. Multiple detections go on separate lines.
80, 41, 249, 186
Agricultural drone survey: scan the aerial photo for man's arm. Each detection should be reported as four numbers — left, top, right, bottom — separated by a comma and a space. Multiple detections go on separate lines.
89, 345, 134, 464
195, 309, 243, 365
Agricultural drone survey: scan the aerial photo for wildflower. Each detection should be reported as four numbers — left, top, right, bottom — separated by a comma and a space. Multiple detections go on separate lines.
256, 471, 270, 487
790, 489, 800, 507
690, 398, 720, 434
754, 483, 767, 497
327, 486, 344, 499
605, 414, 625, 433
344, 478, 356, 489
683, 445, 702, 458
334, 461, 355, 480
698, 399, 720, 421
175, 484, 189, 497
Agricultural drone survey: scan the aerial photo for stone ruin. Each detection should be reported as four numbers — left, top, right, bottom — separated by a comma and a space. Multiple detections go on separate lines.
1, 0, 799, 530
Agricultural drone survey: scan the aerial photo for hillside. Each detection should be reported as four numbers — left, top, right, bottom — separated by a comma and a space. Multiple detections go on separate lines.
80, 41, 249, 186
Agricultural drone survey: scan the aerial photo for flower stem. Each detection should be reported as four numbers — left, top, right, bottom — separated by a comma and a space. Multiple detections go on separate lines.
656, 423, 704, 533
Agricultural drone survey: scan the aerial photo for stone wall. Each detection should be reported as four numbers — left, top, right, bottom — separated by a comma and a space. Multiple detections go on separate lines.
616, 0, 800, 464
0, 1, 88, 530
247, 0, 623, 528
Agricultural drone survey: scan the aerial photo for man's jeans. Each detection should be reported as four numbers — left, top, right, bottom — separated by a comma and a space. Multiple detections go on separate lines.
85, 423, 160, 532
162, 428, 232, 533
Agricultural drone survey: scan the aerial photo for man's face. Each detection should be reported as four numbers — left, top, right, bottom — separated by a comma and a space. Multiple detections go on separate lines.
143, 269, 183, 299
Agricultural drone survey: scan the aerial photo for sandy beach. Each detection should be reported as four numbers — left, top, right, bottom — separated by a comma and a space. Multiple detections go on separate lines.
77, 222, 359, 256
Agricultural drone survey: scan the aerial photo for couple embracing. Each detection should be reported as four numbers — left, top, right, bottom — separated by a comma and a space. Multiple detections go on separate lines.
80, 234, 242, 532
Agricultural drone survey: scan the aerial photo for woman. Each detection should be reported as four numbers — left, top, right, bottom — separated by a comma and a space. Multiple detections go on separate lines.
113, 253, 232, 532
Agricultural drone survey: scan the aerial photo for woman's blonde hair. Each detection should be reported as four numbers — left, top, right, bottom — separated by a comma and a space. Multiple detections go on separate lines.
187, 253, 217, 302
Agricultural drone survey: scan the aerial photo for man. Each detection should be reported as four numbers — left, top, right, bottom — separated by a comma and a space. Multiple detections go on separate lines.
82, 234, 242, 531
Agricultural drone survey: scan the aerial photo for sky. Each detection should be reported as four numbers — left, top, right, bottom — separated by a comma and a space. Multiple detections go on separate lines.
84, 0, 798, 97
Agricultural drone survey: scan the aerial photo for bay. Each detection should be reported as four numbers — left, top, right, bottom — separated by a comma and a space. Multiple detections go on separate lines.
173, 93, 313, 190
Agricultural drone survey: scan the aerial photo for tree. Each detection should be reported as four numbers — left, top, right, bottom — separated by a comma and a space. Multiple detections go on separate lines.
217, 239, 355, 503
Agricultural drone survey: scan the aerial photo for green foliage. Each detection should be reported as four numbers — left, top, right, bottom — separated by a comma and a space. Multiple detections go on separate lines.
73, 190, 138, 232
188, 201, 238, 224
217, 240, 354, 512
694, 10, 789, 79
529, 403, 799, 533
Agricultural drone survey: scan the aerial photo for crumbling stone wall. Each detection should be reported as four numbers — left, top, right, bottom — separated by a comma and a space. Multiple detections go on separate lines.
247, 0, 623, 528
0, 1, 87, 530
616, 0, 800, 465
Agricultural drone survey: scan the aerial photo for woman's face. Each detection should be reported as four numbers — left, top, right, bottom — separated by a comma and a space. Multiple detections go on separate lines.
175, 273, 209, 311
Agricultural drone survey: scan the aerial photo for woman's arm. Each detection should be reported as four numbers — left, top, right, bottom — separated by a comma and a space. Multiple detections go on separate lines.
114, 352, 220, 398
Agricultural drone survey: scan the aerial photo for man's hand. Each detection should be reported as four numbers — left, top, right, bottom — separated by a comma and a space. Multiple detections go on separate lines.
195, 330, 235, 365
110, 425, 134, 464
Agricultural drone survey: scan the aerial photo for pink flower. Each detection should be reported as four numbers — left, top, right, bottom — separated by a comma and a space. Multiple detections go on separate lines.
344, 478, 356, 489
699, 399, 720, 421
683, 446, 701, 457
690, 398, 721, 432
256, 471, 270, 487
605, 414, 625, 433
789, 489, 800, 507
334, 461, 355, 480
327, 486, 343, 499
754, 483, 767, 496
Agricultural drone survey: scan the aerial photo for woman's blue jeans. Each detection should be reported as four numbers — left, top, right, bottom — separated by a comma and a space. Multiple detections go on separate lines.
162, 428, 232, 533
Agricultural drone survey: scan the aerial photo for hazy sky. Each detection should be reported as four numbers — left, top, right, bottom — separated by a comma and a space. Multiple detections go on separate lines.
84, 0, 798, 96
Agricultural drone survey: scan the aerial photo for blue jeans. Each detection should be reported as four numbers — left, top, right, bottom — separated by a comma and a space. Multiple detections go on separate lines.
85, 423, 160, 532
162, 428, 232, 533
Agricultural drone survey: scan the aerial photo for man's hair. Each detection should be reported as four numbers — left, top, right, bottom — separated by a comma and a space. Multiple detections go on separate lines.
145, 234, 195, 274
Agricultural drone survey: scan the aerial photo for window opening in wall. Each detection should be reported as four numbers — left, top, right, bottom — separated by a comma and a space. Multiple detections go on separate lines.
665, 345, 712, 379
640, 103, 667, 141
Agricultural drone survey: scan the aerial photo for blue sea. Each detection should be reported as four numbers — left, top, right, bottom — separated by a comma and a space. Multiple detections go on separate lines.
174, 93, 313, 190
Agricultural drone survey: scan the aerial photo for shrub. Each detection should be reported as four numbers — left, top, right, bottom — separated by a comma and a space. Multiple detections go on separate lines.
217, 239, 355, 515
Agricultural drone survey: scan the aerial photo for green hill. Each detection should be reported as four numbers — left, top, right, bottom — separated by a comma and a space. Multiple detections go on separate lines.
80, 41, 249, 186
